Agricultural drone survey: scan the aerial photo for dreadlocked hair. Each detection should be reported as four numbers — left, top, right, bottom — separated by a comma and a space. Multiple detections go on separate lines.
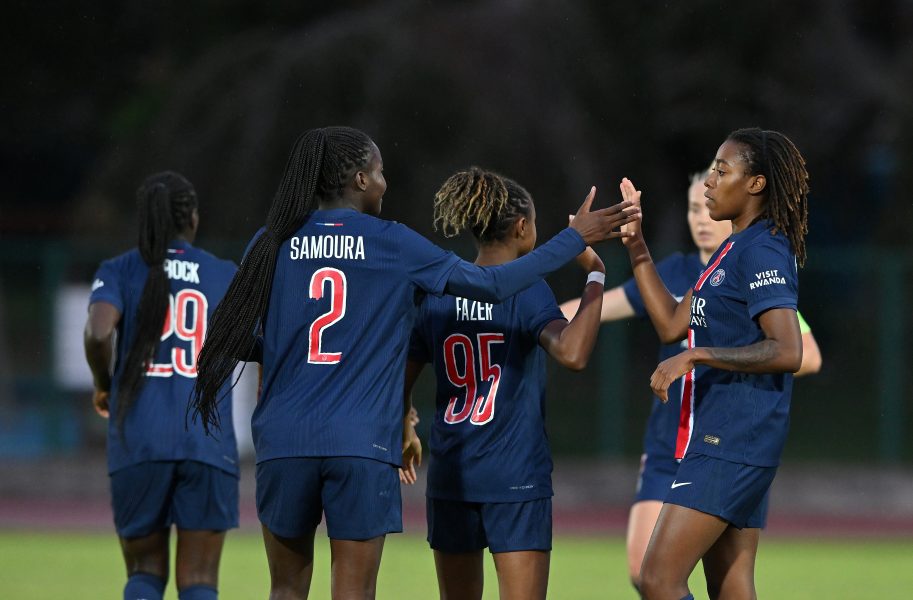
191, 126, 374, 433
727, 127, 810, 266
433, 167, 533, 243
117, 171, 198, 433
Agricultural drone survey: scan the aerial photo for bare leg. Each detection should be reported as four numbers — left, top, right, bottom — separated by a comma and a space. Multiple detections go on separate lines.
174, 529, 226, 591
492, 550, 550, 600
626, 500, 664, 591
120, 528, 170, 580
701, 526, 760, 600
261, 524, 316, 600
639, 504, 728, 600
433, 550, 484, 600
329, 536, 385, 600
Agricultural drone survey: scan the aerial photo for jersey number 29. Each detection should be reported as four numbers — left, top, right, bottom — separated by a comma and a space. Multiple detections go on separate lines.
443, 333, 505, 426
146, 289, 208, 378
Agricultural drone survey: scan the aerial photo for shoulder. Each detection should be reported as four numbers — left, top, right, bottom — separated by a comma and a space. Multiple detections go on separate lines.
99, 248, 141, 272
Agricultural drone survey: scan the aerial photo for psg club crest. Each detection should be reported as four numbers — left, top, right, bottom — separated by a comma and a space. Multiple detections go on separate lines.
709, 269, 726, 286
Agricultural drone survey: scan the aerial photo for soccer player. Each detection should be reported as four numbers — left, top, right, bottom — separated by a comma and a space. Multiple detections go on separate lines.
559, 170, 821, 592
399, 167, 606, 600
189, 127, 638, 600
83, 172, 239, 600
621, 128, 810, 600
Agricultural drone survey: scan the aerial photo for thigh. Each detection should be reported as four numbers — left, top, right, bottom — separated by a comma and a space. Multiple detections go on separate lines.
329, 537, 385, 600
492, 550, 550, 600
433, 549, 484, 600
119, 528, 171, 580
427, 498, 487, 554
626, 500, 663, 583
110, 461, 176, 538
175, 529, 226, 589
257, 458, 323, 538
262, 524, 316, 600
481, 498, 552, 553
321, 457, 402, 541
171, 461, 239, 532
640, 503, 729, 595
701, 526, 760, 600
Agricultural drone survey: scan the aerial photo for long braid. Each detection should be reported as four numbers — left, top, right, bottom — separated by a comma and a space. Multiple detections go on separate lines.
433, 166, 532, 243
728, 128, 809, 266
117, 171, 198, 433
191, 126, 373, 433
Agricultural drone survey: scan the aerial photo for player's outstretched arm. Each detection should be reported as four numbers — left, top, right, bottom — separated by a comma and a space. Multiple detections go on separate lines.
84, 302, 121, 418
795, 314, 822, 376
621, 178, 690, 343
541, 248, 605, 371
445, 188, 639, 303
399, 359, 424, 485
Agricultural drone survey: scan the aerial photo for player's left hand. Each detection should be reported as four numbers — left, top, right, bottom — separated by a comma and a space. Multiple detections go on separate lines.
650, 351, 694, 402
92, 389, 110, 418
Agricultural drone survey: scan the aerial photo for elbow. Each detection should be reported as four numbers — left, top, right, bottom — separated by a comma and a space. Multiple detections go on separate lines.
657, 328, 685, 345
85, 327, 114, 347
556, 350, 589, 372
784, 346, 803, 374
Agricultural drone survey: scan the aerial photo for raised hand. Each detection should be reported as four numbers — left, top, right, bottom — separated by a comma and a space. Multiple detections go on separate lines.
619, 178, 643, 247
569, 186, 640, 246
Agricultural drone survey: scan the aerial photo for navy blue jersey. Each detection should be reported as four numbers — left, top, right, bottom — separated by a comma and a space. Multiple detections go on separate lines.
410, 280, 563, 503
622, 252, 705, 459
89, 240, 239, 475
250, 209, 585, 467
682, 220, 798, 467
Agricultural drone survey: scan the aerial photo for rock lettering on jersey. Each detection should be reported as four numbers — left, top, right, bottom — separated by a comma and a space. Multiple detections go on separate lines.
749, 269, 786, 290
455, 297, 493, 321
690, 295, 707, 328
164, 259, 200, 284
289, 235, 366, 261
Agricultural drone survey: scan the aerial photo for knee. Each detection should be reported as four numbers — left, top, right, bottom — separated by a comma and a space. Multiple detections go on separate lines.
638, 564, 680, 600
175, 556, 220, 589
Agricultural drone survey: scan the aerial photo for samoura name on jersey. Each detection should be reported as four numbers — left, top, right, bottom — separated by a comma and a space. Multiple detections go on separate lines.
289, 235, 366, 260
88, 241, 239, 476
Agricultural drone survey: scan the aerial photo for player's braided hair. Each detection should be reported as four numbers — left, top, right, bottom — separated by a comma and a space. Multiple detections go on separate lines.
433, 166, 533, 243
191, 126, 373, 433
727, 127, 809, 266
117, 171, 198, 432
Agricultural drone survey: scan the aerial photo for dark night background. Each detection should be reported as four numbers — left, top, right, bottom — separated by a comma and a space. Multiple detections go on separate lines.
2, 0, 912, 467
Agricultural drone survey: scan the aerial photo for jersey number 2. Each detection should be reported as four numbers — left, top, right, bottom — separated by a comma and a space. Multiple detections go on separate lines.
443, 333, 505, 426
308, 268, 347, 364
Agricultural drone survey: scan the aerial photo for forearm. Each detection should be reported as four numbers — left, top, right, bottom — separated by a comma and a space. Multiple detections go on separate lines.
84, 335, 114, 391
445, 228, 586, 302
552, 282, 604, 370
691, 340, 802, 374
627, 241, 686, 342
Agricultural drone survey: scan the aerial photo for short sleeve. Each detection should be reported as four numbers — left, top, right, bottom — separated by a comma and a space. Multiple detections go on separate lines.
519, 281, 565, 342
89, 258, 125, 313
737, 238, 798, 319
408, 303, 432, 364
397, 225, 462, 296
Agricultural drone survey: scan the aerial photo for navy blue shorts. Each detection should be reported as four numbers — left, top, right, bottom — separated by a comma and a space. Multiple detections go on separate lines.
634, 453, 679, 503
426, 497, 552, 553
256, 457, 402, 540
109, 460, 239, 538
664, 453, 775, 529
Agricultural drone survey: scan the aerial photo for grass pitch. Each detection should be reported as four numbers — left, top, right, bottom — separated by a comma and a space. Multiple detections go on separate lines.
1, 532, 910, 598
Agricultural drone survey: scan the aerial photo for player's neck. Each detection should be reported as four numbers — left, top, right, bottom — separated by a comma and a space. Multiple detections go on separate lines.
319, 198, 360, 211
475, 243, 519, 267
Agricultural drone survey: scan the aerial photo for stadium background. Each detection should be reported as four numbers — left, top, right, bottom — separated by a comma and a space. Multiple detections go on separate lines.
2, 1, 912, 598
